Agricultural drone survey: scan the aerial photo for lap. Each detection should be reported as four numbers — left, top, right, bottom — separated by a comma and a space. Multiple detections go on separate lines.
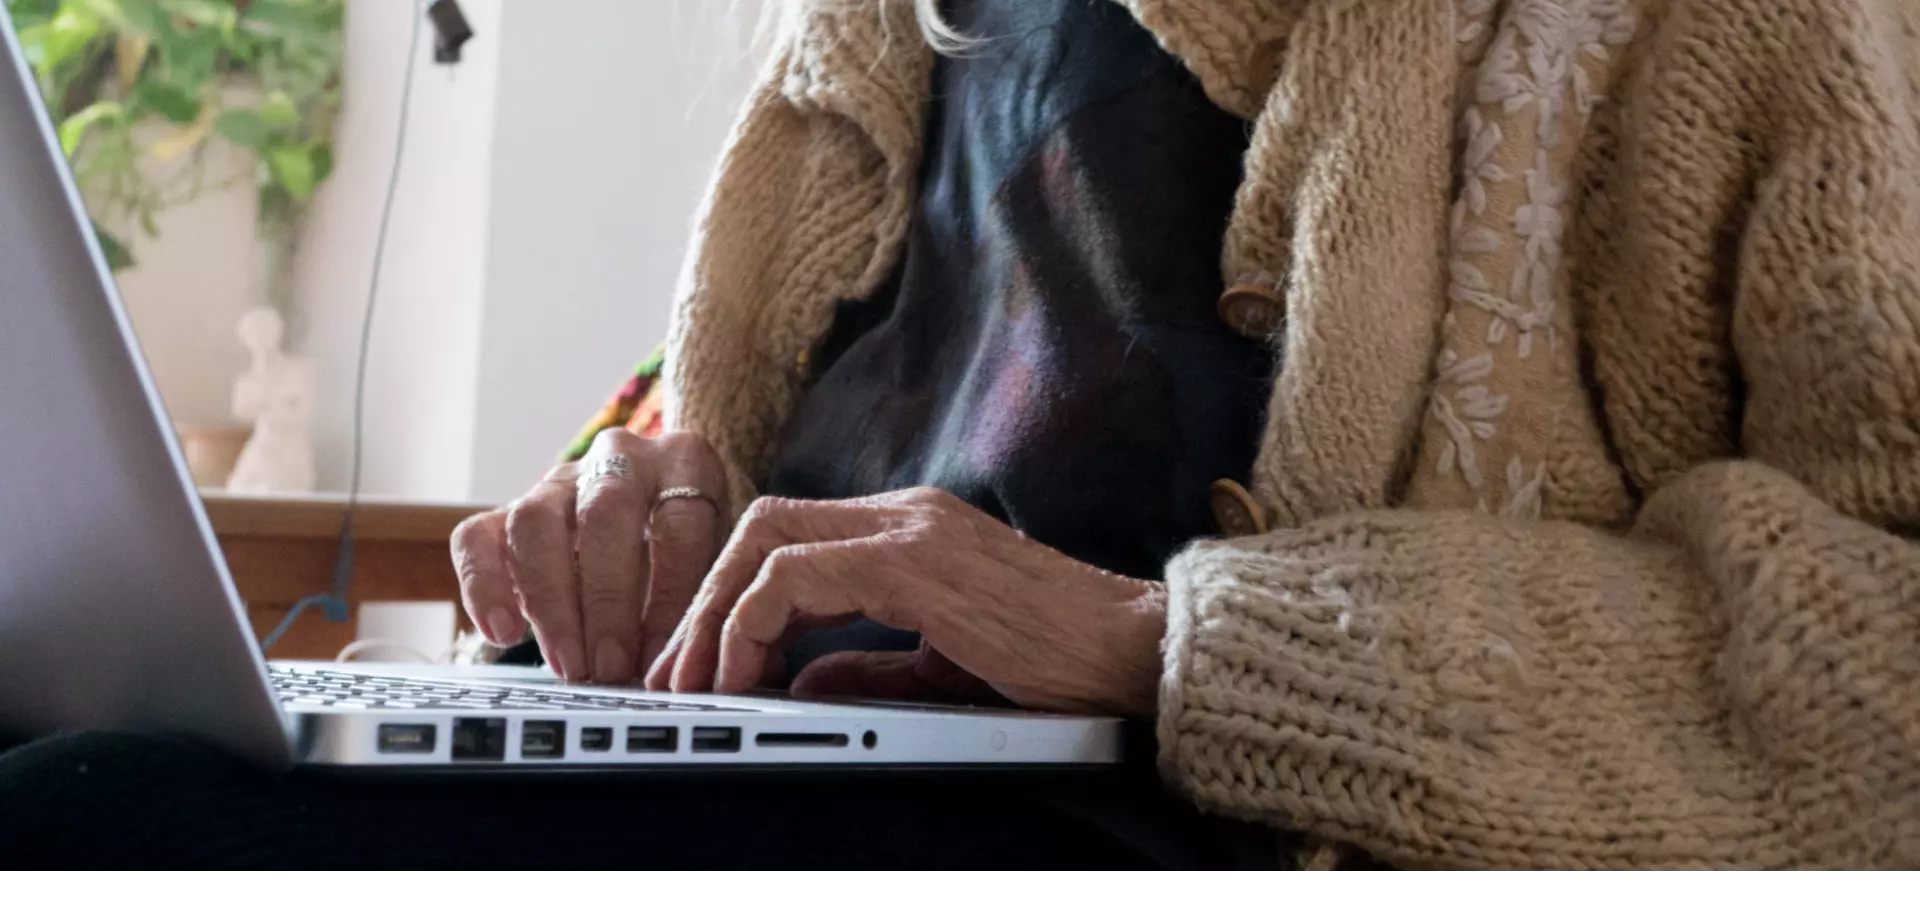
0, 731, 1277, 869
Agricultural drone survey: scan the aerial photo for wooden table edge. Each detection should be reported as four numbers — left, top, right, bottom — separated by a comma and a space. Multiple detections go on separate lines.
199, 489, 495, 543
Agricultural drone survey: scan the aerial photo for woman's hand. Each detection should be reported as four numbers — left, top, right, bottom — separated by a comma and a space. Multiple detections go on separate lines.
450, 428, 729, 684
644, 488, 1167, 718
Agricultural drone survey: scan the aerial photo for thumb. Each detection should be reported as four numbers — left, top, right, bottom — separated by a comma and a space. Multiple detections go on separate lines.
790, 650, 922, 701
791, 647, 1003, 706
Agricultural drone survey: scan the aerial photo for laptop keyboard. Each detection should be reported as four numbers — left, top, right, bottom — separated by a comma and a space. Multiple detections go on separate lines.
268, 665, 752, 713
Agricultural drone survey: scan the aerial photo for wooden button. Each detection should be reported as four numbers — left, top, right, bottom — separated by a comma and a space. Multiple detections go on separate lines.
1210, 479, 1268, 538
1217, 283, 1283, 339
1246, 41, 1285, 93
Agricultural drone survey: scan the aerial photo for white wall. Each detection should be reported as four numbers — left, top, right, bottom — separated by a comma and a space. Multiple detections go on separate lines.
290, 0, 503, 499
81, 0, 757, 501
467, 0, 761, 502
282, 0, 757, 503
111, 115, 261, 430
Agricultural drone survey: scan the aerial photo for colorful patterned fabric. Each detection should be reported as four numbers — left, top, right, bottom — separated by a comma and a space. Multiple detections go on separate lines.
561, 343, 668, 463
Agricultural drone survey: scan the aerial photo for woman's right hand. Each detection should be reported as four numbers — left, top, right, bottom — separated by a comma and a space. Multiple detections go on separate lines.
451, 428, 729, 684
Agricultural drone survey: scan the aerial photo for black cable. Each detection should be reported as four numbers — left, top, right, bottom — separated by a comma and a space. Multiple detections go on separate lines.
263, 3, 426, 651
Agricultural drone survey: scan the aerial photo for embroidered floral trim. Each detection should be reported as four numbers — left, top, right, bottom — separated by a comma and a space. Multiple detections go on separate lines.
1430, 349, 1506, 491
1431, 0, 1636, 516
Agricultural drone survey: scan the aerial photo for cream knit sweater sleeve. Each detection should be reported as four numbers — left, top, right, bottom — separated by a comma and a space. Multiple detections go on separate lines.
1162, 467, 1918, 868
1157, 1, 1920, 869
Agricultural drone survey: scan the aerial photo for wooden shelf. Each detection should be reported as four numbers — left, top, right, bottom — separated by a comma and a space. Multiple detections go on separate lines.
202, 490, 494, 660
200, 489, 492, 541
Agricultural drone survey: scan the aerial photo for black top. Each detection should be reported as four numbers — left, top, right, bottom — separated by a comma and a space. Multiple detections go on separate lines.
764, 0, 1270, 580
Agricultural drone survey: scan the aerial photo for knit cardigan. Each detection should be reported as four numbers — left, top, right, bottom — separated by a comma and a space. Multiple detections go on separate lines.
660, 0, 1920, 868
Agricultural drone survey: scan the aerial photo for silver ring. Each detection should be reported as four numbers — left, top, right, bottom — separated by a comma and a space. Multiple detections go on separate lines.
651, 485, 719, 515
577, 454, 634, 490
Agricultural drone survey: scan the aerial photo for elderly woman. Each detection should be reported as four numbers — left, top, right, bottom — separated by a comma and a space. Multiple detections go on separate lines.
4, 0, 1918, 869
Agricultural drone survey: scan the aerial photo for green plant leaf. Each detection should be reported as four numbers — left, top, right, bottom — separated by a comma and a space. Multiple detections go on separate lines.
10, 0, 345, 253
260, 90, 298, 128
155, 0, 233, 28
309, 142, 332, 185
5, 0, 62, 25
266, 143, 316, 200
151, 22, 218, 85
14, 24, 51, 69
257, 182, 289, 223
34, 7, 103, 74
57, 100, 121, 156
82, 0, 168, 36
91, 220, 135, 270
213, 107, 268, 150
132, 79, 200, 123
237, 0, 312, 37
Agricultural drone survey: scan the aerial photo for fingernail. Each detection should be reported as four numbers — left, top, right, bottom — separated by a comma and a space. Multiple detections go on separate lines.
595, 637, 629, 684
484, 609, 519, 645
553, 644, 584, 682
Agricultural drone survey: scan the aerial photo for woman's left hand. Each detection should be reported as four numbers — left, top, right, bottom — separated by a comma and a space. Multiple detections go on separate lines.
643, 488, 1166, 718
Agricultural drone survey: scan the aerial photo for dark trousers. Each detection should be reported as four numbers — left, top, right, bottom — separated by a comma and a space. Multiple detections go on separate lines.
0, 730, 1280, 869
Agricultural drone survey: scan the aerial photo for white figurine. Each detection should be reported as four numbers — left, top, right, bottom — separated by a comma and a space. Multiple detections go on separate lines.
227, 307, 318, 493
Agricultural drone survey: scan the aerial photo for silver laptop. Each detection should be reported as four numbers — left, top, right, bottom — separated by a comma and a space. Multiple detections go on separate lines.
0, 16, 1121, 772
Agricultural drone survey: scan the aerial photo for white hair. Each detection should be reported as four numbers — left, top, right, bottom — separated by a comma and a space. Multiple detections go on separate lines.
749, 0, 979, 57
909, 0, 978, 54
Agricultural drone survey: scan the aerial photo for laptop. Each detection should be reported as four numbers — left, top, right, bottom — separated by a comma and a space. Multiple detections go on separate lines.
0, 15, 1121, 771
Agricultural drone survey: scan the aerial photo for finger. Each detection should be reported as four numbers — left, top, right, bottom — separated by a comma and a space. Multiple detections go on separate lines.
789, 651, 922, 700
451, 510, 523, 646
652, 498, 882, 692
642, 498, 791, 690
714, 538, 924, 693
637, 432, 729, 674
662, 506, 881, 692
791, 647, 1004, 705
573, 430, 656, 684
647, 610, 831, 692
506, 466, 585, 681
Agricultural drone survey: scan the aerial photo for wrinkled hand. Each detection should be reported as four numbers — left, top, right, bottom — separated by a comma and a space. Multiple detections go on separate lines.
645, 488, 1167, 718
451, 428, 728, 683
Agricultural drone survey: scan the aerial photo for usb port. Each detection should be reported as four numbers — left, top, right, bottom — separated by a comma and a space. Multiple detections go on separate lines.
627, 726, 677, 753
691, 726, 741, 753
376, 723, 436, 754
580, 727, 613, 752
521, 720, 565, 759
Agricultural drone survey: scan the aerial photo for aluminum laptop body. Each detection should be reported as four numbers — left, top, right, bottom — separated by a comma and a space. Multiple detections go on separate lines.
0, 15, 1121, 771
